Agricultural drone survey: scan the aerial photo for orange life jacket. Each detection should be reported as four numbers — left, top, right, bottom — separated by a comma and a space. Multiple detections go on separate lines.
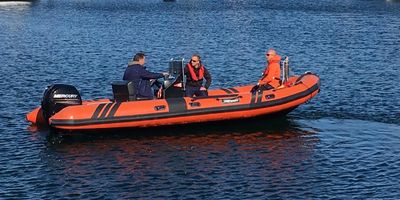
258, 55, 281, 88
187, 63, 204, 81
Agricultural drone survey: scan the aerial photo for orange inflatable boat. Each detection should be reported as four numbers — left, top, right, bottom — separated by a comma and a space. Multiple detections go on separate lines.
26, 58, 320, 131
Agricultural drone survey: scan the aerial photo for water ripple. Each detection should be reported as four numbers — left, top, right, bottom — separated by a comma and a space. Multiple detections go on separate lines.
1, 0, 400, 198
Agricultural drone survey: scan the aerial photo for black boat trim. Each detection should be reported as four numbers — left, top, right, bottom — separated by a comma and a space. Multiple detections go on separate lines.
220, 88, 233, 94
250, 91, 257, 104
228, 87, 239, 93
256, 91, 263, 103
91, 103, 106, 119
99, 103, 113, 119
166, 98, 187, 113
107, 102, 121, 118
51, 82, 319, 127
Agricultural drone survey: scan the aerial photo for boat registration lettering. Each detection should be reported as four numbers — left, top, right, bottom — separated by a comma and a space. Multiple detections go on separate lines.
53, 94, 78, 99
222, 98, 240, 104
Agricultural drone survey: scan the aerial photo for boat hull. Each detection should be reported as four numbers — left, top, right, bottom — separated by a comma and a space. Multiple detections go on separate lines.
26, 73, 320, 131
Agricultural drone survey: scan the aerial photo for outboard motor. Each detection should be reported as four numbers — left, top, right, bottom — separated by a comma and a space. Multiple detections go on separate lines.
41, 84, 82, 121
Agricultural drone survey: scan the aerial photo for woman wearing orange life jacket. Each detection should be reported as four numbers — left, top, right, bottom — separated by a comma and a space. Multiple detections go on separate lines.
258, 49, 281, 89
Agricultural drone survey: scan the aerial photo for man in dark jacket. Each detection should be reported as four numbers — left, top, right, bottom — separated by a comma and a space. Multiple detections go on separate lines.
123, 52, 168, 99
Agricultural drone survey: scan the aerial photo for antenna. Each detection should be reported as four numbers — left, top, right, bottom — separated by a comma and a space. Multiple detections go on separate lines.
283, 56, 289, 84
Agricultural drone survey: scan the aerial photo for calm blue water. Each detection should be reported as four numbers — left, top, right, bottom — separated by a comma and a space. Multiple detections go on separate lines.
1, 0, 400, 199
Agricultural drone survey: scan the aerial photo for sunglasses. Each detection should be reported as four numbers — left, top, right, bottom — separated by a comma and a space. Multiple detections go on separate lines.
191, 60, 199, 63
266, 54, 270, 56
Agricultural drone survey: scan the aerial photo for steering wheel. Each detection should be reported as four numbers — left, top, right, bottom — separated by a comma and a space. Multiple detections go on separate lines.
150, 77, 165, 89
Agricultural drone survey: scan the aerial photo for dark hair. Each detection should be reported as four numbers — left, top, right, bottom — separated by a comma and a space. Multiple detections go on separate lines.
192, 54, 201, 61
133, 52, 145, 61
190, 54, 202, 65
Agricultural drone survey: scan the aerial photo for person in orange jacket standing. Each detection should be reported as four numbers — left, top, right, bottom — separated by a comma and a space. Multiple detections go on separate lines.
257, 48, 282, 90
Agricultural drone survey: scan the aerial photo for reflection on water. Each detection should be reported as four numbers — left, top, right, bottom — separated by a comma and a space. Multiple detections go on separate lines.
34, 118, 319, 198
41, 116, 317, 142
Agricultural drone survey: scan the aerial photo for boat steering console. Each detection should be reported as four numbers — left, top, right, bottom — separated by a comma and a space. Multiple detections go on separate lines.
111, 58, 186, 102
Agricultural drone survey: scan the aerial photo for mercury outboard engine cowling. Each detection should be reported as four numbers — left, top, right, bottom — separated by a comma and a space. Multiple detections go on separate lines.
41, 84, 82, 121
